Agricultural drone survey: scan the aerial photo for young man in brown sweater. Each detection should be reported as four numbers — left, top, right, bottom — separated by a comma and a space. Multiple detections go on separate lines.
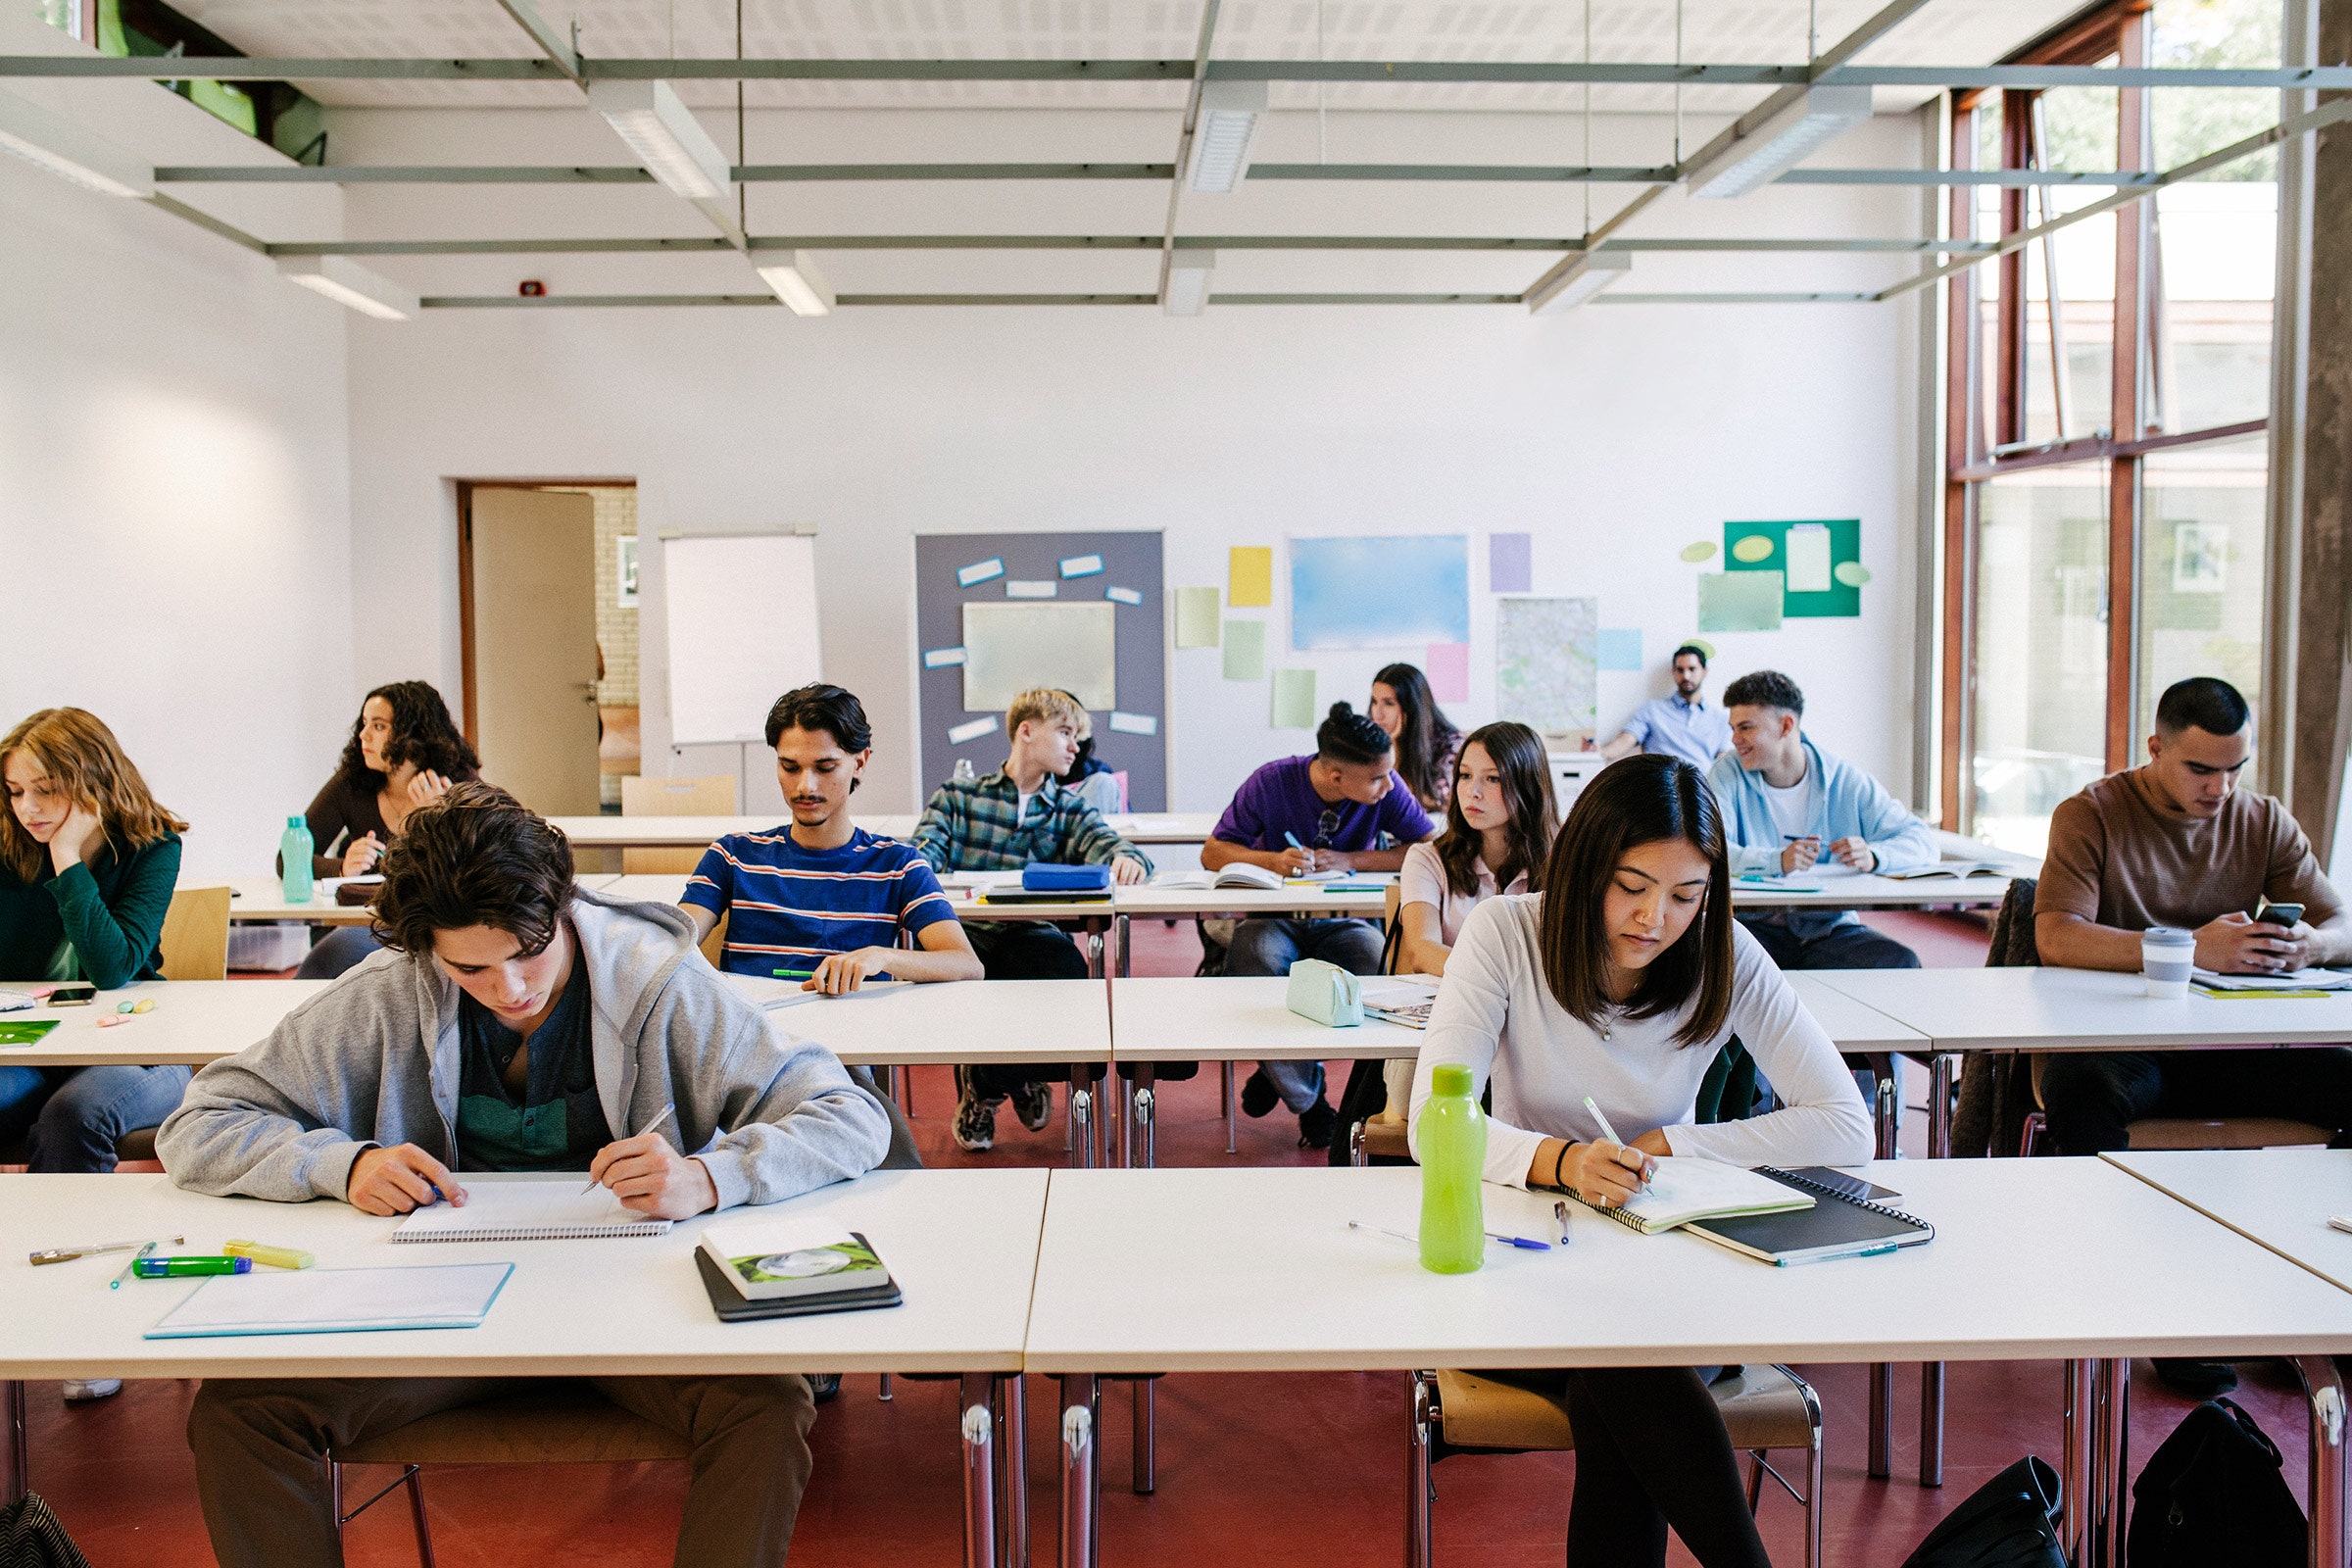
2034, 676, 2352, 1396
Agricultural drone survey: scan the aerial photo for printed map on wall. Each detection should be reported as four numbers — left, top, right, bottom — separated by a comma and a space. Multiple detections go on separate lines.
1290, 535, 1470, 651
1496, 597, 1597, 735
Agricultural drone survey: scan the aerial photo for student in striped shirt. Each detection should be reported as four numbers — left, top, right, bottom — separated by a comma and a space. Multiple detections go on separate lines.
682, 685, 983, 993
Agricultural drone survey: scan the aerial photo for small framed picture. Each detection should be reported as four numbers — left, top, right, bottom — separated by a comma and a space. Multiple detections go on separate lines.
616, 535, 640, 608
2172, 521, 2227, 595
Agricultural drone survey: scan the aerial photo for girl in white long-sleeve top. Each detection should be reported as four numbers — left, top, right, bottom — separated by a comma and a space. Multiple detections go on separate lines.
1409, 753, 1871, 1568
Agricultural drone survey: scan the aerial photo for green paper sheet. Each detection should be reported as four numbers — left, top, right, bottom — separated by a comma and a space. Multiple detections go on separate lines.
1222, 619, 1267, 680
1175, 587, 1222, 649
1697, 571, 1785, 633
1271, 668, 1318, 729
0, 1019, 61, 1045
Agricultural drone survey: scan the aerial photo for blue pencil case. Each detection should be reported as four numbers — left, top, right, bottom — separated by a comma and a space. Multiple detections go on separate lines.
1022, 862, 1113, 892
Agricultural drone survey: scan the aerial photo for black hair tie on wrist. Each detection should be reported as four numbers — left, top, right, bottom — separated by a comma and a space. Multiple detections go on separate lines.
1552, 1142, 1571, 1192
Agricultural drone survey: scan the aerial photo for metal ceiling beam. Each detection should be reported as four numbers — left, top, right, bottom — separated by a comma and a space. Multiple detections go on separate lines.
264, 233, 1995, 257
490, 0, 584, 85
8, 56, 2352, 89
1156, 0, 1223, 305
413, 289, 1872, 308
149, 161, 2169, 187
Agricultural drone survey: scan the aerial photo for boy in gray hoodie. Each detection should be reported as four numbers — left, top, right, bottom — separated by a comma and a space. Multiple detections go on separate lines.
156, 783, 891, 1568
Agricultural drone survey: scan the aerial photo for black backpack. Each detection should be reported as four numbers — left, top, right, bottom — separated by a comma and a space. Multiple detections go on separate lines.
1898, 1455, 2067, 1568
2129, 1397, 2306, 1566
1, 1493, 93, 1568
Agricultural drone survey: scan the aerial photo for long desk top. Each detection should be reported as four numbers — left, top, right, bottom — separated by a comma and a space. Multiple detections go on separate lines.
736, 976, 1110, 1066
0, 980, 332, 1067
1809, 965, 2352, 1052
547, 812, 1221, 849
1731, 869, 2011, 910
1021, 1160, 2352, 1375
1108, 977, 1427, 1062
213, 874, 622, 924
0, 1168, 1045, 1381
2105, 1148, 2352, 1296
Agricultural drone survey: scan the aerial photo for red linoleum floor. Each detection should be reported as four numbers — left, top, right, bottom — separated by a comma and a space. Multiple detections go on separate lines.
30, 908, 2317, 1567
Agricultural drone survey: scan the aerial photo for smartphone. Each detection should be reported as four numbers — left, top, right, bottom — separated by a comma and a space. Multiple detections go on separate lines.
46, 983, 96, 1006
2253, 900, 2306, 929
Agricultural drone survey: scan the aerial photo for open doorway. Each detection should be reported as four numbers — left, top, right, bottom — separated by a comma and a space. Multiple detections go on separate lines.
456, 480, 640, 818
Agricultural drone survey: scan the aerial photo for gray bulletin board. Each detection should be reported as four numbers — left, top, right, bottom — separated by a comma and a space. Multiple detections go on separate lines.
913, 531, 1167, 810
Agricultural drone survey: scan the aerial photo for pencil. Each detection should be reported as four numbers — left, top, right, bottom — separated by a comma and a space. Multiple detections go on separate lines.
582, 1103, 678, 1195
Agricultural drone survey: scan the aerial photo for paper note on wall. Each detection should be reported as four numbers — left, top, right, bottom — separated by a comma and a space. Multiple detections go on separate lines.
1174, 587, 1222, 648
1105, 585, 1144, 606
923, 646, 968, 669
1222, 619, 1267, 681
1490, 533, 1533, 594
1784, 524, 1833, 594
1290, 535, 1469, 652
1495, 597, 1597, 735
1597, 629, 1642, 671
957, 558, 1005, 588
1109, 711, 1158, 736
1425, 643, 1470, 703
948, 716, 998, 745
1696, 571, 1785, 633
962, 602, 1117, 710
1059, 554, 1105, 578
1004, 580, 1057, 599
1270, 668, 1318, 729
1229, 547, 1274, 608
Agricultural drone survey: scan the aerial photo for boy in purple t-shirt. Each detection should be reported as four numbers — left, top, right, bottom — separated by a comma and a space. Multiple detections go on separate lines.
1204, 702, 1436, 1146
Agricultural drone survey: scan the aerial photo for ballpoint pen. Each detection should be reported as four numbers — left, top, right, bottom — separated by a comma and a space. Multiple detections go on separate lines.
111, 1241, 159, 1290
1582, 1096, 1655, 1195
28, 1234, 184, 1266
1348, 1221, 1549, 1251
1553, 1200, 1573, 1246
581, 1104, 678, 1195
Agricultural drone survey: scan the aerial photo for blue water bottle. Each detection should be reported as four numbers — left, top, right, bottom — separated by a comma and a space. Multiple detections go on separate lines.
280, 816, 314, 906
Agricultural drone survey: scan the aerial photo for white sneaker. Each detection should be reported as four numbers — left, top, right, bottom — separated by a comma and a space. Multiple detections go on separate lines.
62, 1378, 121, 1401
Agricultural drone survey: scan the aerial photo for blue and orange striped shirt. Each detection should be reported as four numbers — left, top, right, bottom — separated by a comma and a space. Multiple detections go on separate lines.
681, 826, 956, 977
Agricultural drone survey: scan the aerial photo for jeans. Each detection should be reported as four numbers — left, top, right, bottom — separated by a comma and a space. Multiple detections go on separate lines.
296, 925, 381, 981
1736, 913, 1921, 972
1224, 917, 1385, 1112
2040, 1046, 2352, 1156
188, 1373, 815, 1568
963, 922, 1091, 1102
0, 1063, 193, 1173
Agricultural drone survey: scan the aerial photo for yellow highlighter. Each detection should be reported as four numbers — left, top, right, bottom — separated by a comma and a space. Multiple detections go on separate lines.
223, 1239, 314, 1270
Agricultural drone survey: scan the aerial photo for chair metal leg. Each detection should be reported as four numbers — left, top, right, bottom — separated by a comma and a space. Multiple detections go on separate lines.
1928, 1053, 1957, 1158
403, 1466, 437, 1568
2097, 1357, 2129, 1568
1745, 1451, 1766, 1513
879, 1373, 893, 1401
995, 1373, 1030, 1568
1221, 1062, 1237, 1154
330, 1460, 344, 1549
1058, 1377, 1099, 1568
1807, 1426, 1826, 1568
2060, 1359, 2094, 1564
1349, 1121, 1367, 1167
961, 1373, 999, 1568
1132, 1379, 1154, 1494
1406, 1371, 1439, 1568
1867, 1360, 1892, 1479
2293, 1355, 2347, 1568
1, 1379, 25, 1507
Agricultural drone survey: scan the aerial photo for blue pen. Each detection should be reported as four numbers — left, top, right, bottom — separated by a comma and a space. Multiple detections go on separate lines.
1283, 831, 1305, 850
1488, 1232, 1552, 1251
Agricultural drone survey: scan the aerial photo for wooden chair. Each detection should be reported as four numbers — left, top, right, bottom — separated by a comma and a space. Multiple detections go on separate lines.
1405, 1365, 1824, 1568
110, 885, 233, 1168
619, 774, 737, 873
1344, 884, 1415, 1164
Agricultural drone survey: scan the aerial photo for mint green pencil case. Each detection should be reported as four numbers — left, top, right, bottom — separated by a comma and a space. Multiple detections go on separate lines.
1285, 958, 1363, 1027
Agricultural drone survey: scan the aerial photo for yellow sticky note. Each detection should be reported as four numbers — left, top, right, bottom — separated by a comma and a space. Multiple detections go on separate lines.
1229, 547, 1273, 608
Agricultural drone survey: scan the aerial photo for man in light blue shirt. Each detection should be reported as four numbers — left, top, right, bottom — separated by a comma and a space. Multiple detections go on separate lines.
1705, 668, 1936, 972
1600, 645, 1733, 770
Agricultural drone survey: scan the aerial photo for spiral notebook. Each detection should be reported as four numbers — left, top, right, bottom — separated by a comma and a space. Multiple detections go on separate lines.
1684, 1167, 1935, 1266
392, 1182, 672, 1243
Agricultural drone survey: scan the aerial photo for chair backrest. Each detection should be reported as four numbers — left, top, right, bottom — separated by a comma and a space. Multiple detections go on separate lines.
699, 908, 727, 969
1380, 883, 1404, 975
1985, 876, 2040, 968
158, 886, 231, 981
620, 773, 738, 873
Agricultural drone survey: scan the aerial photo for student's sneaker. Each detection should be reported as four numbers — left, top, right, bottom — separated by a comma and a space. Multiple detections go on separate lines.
1240, 1068, 1279, 1118
953, 1067, 998, 1152
1298, 1098, 1338, 1151
62, 1378, 121, 1402
1011, 1079, 1054, 1134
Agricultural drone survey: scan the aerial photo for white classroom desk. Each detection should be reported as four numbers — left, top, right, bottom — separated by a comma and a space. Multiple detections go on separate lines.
1729, 870, 2012, 911
0, 980, 330, 1067
1023, 1160, 2352, 1568
0, 1167, 1047, 1560
214, 874, 622, 925
544, 811, 1219, 851
2104, 1148, 2352, 1295
1808, 964, 2352, 1052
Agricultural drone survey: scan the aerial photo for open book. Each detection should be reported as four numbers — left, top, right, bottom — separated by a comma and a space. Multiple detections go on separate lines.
1360, 977, 1440, 1030
1566, 1156, 1815, 1236
1884, 860, 2009, 881
2191, 966, 2352, 993
1152, 864, 1345, 892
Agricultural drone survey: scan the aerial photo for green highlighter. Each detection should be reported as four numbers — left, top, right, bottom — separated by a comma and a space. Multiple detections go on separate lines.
133, 1255, 254, 1279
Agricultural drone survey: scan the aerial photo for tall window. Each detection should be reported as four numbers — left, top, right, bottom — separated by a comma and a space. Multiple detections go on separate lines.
1943, 0, 2281, 857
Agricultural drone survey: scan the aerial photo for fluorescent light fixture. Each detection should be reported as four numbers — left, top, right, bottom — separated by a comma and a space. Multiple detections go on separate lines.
275, 255, 417, 320
1685, 84, 1873, 199
1164, 250, 1215, 317
1524, 251, 1630, 316
588, 79, 731, 200
756, 251, 834, 317
1185, 81, 1266, 194
0, 87, 152, 198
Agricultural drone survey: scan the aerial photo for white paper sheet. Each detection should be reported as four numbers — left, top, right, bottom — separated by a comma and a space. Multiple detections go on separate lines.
147, 1264, 514, 1338
1784, 524, 1834, 594
961, 602, 1116, 710
1108, 711, 1157, 735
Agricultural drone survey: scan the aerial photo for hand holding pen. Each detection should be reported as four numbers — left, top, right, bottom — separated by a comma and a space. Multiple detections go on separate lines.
583, 1105, 715, 1220
1565, 1097, 1657, 1210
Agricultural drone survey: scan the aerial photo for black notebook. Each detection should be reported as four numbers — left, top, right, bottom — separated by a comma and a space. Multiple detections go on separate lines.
693, 1245, 904, 1322
1683, 1166, 1934, 1266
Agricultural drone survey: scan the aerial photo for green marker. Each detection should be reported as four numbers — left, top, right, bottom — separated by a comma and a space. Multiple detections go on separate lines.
133, 1256, 253, 1279
771, 967, 816, 980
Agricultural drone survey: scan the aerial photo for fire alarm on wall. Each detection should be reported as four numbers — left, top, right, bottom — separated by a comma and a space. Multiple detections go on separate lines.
519, 279, 546, 297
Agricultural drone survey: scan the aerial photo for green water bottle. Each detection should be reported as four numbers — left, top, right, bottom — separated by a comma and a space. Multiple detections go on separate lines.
1417, 1063, 1487, 1275
279, 816, 314, 906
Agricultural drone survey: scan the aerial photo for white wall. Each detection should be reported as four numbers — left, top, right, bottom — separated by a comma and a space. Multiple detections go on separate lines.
331, 105, 1928, 816
0, 11, 356, 877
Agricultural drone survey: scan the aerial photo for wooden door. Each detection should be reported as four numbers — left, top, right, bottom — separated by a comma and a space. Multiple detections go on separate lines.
467, 489, 602, 815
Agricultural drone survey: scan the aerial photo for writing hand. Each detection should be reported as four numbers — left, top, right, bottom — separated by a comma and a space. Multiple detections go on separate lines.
587, 1133, 716, 1219
348, 1144, 465, 1215
1780, 837, 1821, 874
1556, 1140, 1657, 1209
1277, 847, 1318, 876
1829, 836, 1877, 871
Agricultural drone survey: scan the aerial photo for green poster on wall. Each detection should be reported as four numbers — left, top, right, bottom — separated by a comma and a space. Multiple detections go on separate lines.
1724, 519, 1863, 617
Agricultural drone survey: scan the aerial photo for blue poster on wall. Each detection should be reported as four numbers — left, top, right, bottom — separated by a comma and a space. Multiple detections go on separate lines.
1289, 535, 1470, 652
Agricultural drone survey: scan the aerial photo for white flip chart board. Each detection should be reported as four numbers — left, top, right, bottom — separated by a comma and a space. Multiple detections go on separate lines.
663, 533, 822, 747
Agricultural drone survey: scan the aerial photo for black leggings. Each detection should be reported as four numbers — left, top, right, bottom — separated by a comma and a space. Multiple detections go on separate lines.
1560, 1366, 1773, 1568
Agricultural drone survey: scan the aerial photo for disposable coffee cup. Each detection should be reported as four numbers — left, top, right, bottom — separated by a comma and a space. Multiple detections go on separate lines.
2141, 927, 2194, 999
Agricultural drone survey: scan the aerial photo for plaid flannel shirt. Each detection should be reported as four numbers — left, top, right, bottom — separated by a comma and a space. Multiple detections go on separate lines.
912, 767, 1151, 876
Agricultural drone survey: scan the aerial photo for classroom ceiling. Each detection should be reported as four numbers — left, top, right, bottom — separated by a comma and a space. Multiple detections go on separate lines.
165, 0, 2084, 114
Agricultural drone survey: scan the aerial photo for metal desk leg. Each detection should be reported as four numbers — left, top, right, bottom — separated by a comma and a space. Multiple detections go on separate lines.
1058, 1376, 1100, 1568
1919, 1360, 1945, 1489
2, 1378, 24, 1506
1132, 1379, 1155, 1494
1115, 914, 1131, 980
1868, 1361, 1893, 1480
1129, 1067, 1156, 1170
995, 1373, 1031, 1568
1068, 1065, 1096, 1170
1221, 1061, 1237, 1155
2295, 1356, 2346, 1568
2061, 1359, 2094, 1565
961, 1373, 1000, 1568
2099, 1357, 2129, 1568
1928, 1054, 1958, 1159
